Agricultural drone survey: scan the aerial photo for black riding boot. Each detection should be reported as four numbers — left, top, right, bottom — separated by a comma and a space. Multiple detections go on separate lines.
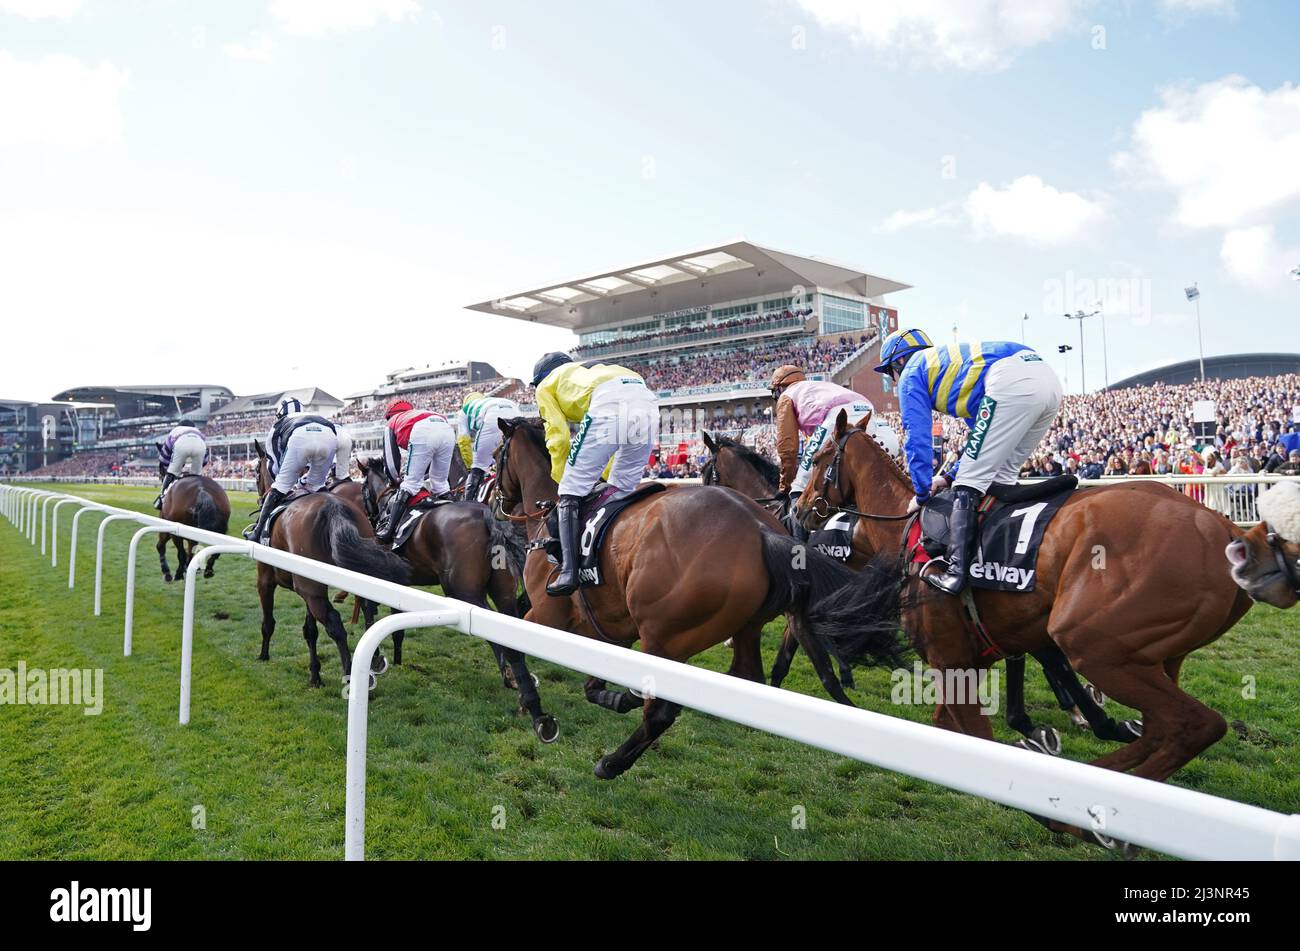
463, 467, 485, 503
546, 494, 582, 597
249, 488, 286, 545
926, 486, 980, 595
154, 472, 176, 510
376, 489, 411, 544
782, 493, 808, 542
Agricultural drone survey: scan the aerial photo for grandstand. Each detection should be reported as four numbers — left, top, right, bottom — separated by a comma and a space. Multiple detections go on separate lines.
468, 240, 910, 455
1109, 352, 1300, 389
0, 399, 83, 476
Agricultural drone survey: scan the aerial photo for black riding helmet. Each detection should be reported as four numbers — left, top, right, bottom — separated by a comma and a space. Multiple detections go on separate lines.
531, 351, 573, 387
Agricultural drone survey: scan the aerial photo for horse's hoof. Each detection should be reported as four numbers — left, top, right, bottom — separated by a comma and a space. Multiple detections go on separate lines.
530, 672, 540, 687
1015, 728, 1061, 757
533, 715, 560, 744
371, 654, 389, 677
1086, 683, 1106, 707
340, 681, 350, 699
367, 671, 377, 692
1120, 718, 1143, 739
203, 570, 214, 579
1089, 830, 1134, 855
593, 756, 622, 780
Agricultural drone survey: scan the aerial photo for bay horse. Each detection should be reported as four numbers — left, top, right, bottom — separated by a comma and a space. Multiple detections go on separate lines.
252, 440, 411, 692
699, 431, 1130, 752
357, 456, 557, 742
493, 416, 905, 779
158, 474, 231, 582
793, 409, 1254, 844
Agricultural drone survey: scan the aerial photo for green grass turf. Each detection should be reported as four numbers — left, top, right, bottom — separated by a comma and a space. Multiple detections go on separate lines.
0, 482, 1295, 859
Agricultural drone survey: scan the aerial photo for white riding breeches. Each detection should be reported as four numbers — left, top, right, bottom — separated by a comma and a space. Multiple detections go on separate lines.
166, 433, 206, 477
954, 352, 1063, 494
558, 377, 659, 497
791, 401, 878, 493
332, 429, 354, 481
272, 425, 338, 494
400, 417, 456, 495
470, 408, 510, 471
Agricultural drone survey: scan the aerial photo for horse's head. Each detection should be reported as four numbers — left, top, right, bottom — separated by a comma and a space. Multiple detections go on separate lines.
494, 416, 550, 518
358, 456, 394, 523
252, 440, 270, 498
1225, 481, 1300, 608
793, 408, 912, 541
700, 431, 780, 498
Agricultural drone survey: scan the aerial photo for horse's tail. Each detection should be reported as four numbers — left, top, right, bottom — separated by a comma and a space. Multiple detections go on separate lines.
483, 508, 527, 580
312, 496, 411, 586
759, 530, 906, 670
191, 485, 229, 536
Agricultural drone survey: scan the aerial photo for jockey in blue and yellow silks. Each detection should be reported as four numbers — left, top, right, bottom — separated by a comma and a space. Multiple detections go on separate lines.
877, 329, 1063, 594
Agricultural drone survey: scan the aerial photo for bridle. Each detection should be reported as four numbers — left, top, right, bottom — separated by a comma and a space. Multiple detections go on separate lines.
491, 427, 555, 525
809, 428, 912, 523
1264, 525, 1300, 595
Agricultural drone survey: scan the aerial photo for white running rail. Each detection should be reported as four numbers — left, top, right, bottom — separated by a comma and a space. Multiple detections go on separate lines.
2, 483, 1299, 862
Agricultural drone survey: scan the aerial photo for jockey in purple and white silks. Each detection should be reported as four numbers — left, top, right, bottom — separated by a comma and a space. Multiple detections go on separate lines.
154, 423, 209, 509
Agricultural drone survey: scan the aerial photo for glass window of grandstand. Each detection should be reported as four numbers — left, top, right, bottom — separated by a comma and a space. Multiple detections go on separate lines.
822, 295, 866, 334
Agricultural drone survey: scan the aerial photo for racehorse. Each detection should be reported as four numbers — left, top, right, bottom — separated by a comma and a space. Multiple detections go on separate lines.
358, 456, 557, 742
493, 416, 906, 779
252, 440, 410, 692
158, 474, 231, 582
699, 431, 1133, 751
1225, 480, 1300, 609
794, 410, 1254, 844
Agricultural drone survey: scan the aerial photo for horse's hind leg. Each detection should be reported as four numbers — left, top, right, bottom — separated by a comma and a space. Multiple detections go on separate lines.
593, 697, 683, 780
173, 535, 188, 576
725, 623, 765, 684
1004, 654, 1033, 735
1038, 646, 1139, 744
156, 534, 172, 583
502, 646, 557, 742
787, 614, 856, 707
358, 600, 390, 673
302, 611, 323, 687
203, 546, 217, 579
584, 677, 641, 714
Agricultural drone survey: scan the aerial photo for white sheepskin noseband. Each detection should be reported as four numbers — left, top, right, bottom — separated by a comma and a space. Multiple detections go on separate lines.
1257, 480, 1300, 544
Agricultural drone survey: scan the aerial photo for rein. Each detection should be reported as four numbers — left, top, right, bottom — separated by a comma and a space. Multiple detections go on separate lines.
1265, 526, 1300, 594
812, 429, 912, 522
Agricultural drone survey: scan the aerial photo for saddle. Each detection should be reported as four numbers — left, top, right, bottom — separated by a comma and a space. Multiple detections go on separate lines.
911, 475, 1077, 593
390, 493, 457, 549
541, 482, 666, 587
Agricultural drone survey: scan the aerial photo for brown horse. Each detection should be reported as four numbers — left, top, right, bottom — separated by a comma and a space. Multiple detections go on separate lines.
794, 409, 1254, 843
357, 456, 557, 742
699, 431, 1134, 752
252, 440, 411, 692
158, 474, 231, 582
493, 416, 905, 779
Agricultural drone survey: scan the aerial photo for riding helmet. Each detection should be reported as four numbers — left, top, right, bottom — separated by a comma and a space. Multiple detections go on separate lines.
531, 352, 573, 388
770, 365, 806, 392
384, 399, 414, 420
874, 329, 934, 374
276, 397, 303, 420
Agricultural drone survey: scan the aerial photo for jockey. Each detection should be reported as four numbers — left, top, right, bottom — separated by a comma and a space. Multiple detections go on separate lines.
376, 398, 456, 544
154, 421, 209, 509
455, 390, 520, 503
771, 366, 898, 498
249, 398, 339, 543
329, 426, 354, 485
875, 329, 1063, 595
532, 351, 659, 597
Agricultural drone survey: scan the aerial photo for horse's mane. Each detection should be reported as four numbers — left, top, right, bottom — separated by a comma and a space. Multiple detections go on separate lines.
712, 435, 780, 489
512, 416, 548, 452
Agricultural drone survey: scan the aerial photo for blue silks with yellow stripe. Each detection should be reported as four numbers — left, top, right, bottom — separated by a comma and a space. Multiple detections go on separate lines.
897, 340, 1031, 500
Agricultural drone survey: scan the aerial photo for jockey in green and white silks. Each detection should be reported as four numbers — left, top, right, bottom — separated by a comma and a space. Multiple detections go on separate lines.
455, 391, 519, 503
876, 329, 1063, 595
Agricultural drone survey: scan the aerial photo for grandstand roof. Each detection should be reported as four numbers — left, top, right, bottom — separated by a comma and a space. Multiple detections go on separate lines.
211, 386, 344, 416
1109, 353, 1300, 390
51, 384, 234, 402
465, 240, 911, 332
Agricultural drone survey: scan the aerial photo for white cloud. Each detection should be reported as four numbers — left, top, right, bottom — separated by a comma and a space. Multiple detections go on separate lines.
224, 32, 276, 63
1159, 0, 1235, 15
790, 0, 1087, 70
965, 175, 1105, 245
1221, 226, 1300, 293
1114, 77, 1300, 230
0, 0, 82, 18
876, 207, 957, 233
0, 52, 129, 148
270, 0, 421, 36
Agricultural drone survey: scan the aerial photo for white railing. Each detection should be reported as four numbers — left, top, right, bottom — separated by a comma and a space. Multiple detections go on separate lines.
7, 475, 257, 492
2, 482, 1300, 862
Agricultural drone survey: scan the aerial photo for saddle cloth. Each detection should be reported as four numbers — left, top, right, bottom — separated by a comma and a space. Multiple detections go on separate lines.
911, 475, 1077, 593
809, 510, 859, 563
391, 496, 456, 549
543, 482, 666, 587
160, 472, 198, 502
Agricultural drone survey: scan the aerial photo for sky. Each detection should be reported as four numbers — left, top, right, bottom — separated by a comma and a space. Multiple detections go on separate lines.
1, 0, 1297, 401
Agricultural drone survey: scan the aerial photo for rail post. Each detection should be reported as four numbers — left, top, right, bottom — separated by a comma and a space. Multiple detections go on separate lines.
123, 521, 184, 656
95, 513, 148, 616
179, 542, 252, 724
68, 503, 112, 589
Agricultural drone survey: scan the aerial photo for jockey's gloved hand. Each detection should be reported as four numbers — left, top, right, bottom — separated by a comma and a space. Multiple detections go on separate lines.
907, 495, 924, 515
931, 475, 950, 493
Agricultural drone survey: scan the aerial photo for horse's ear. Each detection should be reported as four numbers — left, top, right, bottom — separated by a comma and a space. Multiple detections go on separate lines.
856, 409, 873, 431
702, 431, 718, 454
499, 416, 517, 435
834, 408, 849, 438
253, 439, 264, 457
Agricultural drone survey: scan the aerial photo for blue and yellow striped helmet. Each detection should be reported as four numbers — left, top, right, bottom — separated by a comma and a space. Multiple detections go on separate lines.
874, 328, 933, 373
